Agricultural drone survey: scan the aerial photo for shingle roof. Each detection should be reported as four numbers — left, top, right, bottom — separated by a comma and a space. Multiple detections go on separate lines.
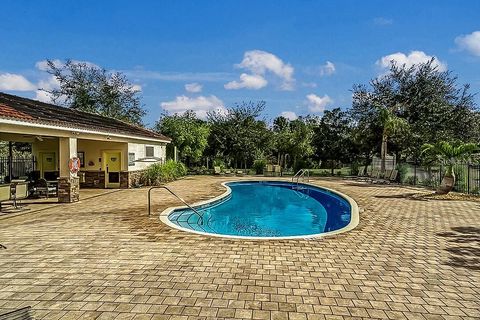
0, 92, 170, 142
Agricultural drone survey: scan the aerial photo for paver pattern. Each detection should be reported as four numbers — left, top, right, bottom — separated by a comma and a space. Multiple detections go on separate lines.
0, 176, 479, 320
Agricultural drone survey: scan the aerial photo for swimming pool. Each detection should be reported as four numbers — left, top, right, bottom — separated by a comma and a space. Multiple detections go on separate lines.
160, 181, 359, 239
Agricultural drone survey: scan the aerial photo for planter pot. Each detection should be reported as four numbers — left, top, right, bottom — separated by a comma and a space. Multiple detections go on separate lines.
436, 173, 455, 195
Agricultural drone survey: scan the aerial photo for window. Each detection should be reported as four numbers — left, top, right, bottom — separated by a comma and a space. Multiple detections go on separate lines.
77, 151, 85, 168
145, 146, 154, 157
128, 153, 135, 166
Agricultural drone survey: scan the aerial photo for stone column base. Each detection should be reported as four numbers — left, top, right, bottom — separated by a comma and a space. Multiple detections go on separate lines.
58, 177, 80, 203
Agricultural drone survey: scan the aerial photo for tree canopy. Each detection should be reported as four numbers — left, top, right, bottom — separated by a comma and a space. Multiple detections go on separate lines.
42, 59, 146, 125
155, 111, 210, 165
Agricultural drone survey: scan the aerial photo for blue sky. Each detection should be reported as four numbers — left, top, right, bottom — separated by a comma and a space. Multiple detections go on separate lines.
1, 0, 479, 126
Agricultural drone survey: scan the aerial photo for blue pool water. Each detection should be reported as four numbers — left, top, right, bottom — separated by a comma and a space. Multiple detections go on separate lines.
168, 181, 352, 238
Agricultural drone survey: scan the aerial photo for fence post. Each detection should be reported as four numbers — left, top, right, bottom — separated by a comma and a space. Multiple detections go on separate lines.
439, 166, 442, 186
413, 163, 417, 186
467, 164, 470, 194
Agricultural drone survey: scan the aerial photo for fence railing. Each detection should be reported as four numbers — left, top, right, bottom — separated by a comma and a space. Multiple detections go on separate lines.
0, 156, 37, 182
397, 162, 480, 195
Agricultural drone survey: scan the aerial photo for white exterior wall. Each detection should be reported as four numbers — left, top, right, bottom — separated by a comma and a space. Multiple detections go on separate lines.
127, 143, 166, 171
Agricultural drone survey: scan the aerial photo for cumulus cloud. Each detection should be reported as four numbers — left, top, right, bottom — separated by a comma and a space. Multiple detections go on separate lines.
224, 73, 267, 90
226, 50, 295, 90
34, 75, 61, 103
185, 82, 202, 93
455, 31, 480, 56
160, 95, 225, 119
306, 94, 333, 113
319, 61, 336, 76
376, 51, 447, 71
279, 111, 298, 120
0, 73, 36, 91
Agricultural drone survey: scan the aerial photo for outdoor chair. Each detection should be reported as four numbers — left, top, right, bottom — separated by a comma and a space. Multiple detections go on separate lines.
273, 165, 282, 177
374, 169, 398, 184
236, 169, 244, 176
264, 164, 274, 176
224, 169, 234, 176
34, 178, 49, 198
357, 168, 376, 182
0, 184, 11, 212
11, 182, 29, 210
343, 167, 366, 180
0, 306, 34, 320
213, 166, 224, 175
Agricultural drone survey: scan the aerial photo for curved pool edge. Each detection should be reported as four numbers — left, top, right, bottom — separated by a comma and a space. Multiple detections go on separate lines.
159, 180, 360, 240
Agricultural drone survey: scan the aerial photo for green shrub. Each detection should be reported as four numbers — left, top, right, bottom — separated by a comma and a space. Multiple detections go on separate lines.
253, 159, 267, 174
396, 163, 409, 183
141, 160, 187, 186
213, 158, 226, 170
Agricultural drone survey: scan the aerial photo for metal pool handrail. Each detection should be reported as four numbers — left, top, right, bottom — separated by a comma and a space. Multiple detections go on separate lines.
292, 169, 310, 186
148, 186, 204, 224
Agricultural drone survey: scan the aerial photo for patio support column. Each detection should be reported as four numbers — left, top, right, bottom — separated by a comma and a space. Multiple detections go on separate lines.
58, 137, 79, 203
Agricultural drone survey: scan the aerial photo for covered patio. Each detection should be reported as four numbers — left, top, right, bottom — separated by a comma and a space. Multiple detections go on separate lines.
0, 92, 170, 207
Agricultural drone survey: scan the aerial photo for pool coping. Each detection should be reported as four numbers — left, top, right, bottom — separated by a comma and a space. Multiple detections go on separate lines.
159, 180, 360, 240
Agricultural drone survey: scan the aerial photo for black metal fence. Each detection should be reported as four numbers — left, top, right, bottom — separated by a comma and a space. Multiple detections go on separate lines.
398, 162, 480, 195
0, 156, 37, 182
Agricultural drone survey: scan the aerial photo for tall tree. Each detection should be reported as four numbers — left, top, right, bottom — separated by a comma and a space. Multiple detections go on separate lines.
155, 111, 210, 165
207, 101, 272, 168
350, 58, 479, 164
272, 116, 315, 170
42, 59, 146, 125
379, 107, 409, 174
313, 108, 353, 174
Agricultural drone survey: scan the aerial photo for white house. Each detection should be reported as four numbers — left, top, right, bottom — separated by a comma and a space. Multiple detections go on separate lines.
0, 92, 171, 202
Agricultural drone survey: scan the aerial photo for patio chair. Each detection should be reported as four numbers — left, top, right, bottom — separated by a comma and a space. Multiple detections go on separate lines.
12, 182, 29, 210
372, 169, 398, 184
264, 164, 274, 176
236, 169, 244, 176
343, 167, 366, 180
224, 169, 234, 176
357, 168, 376, 182
0, 306, 34, 320
0, 184, 11, 212
34, 178, 49, 198
273, 165, 282, 177
213, 166, 224, 175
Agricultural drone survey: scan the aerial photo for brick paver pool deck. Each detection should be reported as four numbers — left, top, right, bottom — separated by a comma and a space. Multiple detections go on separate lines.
0, 176, 478, 320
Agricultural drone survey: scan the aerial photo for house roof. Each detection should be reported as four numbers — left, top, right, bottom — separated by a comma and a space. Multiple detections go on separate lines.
0, 92, 170, 142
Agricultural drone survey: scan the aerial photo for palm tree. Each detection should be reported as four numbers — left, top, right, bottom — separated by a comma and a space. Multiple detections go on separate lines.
379, 108, 409, 176
421, 141, 479, 194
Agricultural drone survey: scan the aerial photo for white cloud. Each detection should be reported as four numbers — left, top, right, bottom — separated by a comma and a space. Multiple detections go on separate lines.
319, 61, 336, 76
185, 82, 202, 93
35, 90, 54, 103
376, 51, 447, 71
227, 50, 295, 90
35, 59, 63, 71
279, 111, 298, 120
0, 73, 37, 91
306, 93, 333, 113
455, 31, 480, 57
224, 73, 267, 90
131, 84, 142, 92
160, 95, 225, 119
